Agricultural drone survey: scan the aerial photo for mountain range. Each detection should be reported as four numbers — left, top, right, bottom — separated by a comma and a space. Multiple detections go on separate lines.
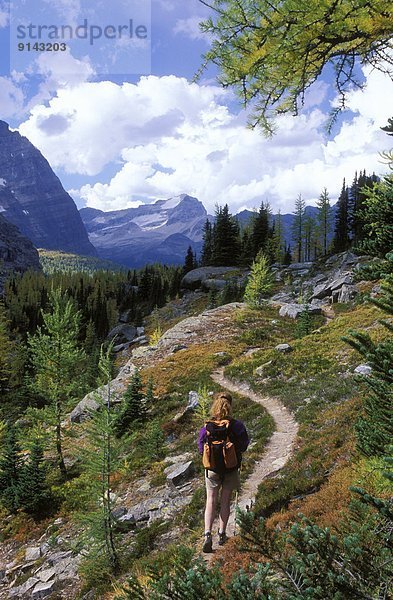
0, 120, 96, 257
80, 194, 210, 268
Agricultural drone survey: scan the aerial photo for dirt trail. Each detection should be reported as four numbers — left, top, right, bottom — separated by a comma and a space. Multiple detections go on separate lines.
204, 367, 299, 555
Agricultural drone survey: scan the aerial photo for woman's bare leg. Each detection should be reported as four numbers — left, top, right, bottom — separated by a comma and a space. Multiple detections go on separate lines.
204, 487, 219, 532
219, 487, 232, 533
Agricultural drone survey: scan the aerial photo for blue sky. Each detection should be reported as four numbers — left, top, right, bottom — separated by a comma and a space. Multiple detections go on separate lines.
1, 0, 392, 215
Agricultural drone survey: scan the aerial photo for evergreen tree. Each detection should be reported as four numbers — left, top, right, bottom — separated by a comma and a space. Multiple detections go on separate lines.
18, 437, 52, 516
115, 369, 145, 437
239, 227, 254, 267
244, 252, 274, 308
333, 179, 351, 252
28, 289, 85, 479
212, 205, 241, 266
291, 195, 306, 262
0, 425, 21, 513
303, 214, 316, 262
183, 246, 196, 274
0, 303, 12, 393
283, 243, 292, 266
349, 170, 380, 246
79, 343, 120, 575
316, 188, 333, 256
142, 377, 154, 420
272, 210, 284, 264
343, 265, 393, 456
355, 174, 393, 258
200, 219, 213, 266
251, 201, 271, 258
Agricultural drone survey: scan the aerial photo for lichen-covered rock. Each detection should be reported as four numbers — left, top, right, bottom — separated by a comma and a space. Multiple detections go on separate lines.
278, 303, 322, 319
275, 343, 293, 353
165, 461, 195, 487
181, 266, 239, 290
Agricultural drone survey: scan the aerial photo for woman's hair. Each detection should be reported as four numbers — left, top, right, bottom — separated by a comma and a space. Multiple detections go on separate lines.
211, 391, 233, 420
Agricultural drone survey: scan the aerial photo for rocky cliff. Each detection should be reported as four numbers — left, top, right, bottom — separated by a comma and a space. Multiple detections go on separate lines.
0, 213, 41, 294
0, 121, 96, 256
80, 194, 209, 267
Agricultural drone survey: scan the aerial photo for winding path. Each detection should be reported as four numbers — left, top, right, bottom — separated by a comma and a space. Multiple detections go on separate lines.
206, 367, 299, 549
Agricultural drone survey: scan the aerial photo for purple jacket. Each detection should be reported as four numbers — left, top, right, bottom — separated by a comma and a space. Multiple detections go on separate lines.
198, 419, 250, 456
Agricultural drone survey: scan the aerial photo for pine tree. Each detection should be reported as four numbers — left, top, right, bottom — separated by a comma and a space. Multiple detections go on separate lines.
0, 425, 21, 513
251, 201, 271, 258
316, 188, 333, 256
0, 302, 12, 393
18, 437, 52, 516
183, 246, 196, 274
244, 252, 274, 308
303, 214, 316, 262
291, 194, 306, 262
333, 179, 351, 252
201, 219, 213, 266
115, 369, 144, 437
212, 205, 241, 266
28, 289, 85, 479
355, 174, 393, 258
272, 210, 284, 263
79, 343, 120, 575
349, 170, 380, 246
343, 260, 393, 456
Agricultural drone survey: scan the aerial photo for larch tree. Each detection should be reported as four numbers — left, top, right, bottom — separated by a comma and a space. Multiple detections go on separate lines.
199, 0, 393, 133
316, 188, 333, 256
291, 194, 306, 262
28, 288, 86, 479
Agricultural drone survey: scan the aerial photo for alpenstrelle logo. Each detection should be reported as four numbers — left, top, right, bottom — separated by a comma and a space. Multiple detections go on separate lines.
10, 0, 151, 76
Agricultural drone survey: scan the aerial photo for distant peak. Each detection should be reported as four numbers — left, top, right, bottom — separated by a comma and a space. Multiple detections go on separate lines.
0, 121, 10, 135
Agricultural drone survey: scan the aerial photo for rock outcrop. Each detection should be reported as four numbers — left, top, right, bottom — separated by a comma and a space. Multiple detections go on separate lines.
0, 213, 41, 294
0, 120, 96, 256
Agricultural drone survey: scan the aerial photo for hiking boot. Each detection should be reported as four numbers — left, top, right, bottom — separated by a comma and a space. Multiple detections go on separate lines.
218, 531, 228, 546
202, 532, 213, 553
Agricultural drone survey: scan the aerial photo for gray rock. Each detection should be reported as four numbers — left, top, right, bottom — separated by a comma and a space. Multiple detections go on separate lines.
25, 547, 41, 562
330, 274, 354, 291
202, 278, 227, 291
116, 359, 137, 380
10, 576, 40, 597
111, 506, 128, 520
131, 346, 156, 359
136, 326, 145, 336
119, 309, 131, 323
113, 342, 131, 353
40, 543, 51, 557
275, 343, 293, 353
255, 361, 272, 376
166, 461, 195, 487
187, 390, 199, 409
338, 284, 358, 303
354, 364, 372, 376
47, 551, 73, 567
107, 324, 136, 344
69, 393, 100, 423
181, 266, 238, 290
117, 512, 137, 529
37, 566, 57, 583
279, 303, 322, 319
32, 580, 56, 599
311, 282, 331, 300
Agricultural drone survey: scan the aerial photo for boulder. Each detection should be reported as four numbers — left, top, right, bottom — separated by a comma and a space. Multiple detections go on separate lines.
32, 580, 56, 599
330, 274, 354, 291
275, 343, 293, 353
181, 266, 238, 290
10, 577, 40, 597
69, 393, 100, 424
25, 547, 41, 562
202, 278, 227, 291
354, 364, 372, 376
279, 303, 322, 319
338, 284, 358, 303
165, 461, 195, 487
107, 324, 137, 344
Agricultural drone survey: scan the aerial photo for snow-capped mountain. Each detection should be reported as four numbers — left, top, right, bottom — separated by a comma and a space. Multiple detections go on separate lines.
80, 194, 209, 267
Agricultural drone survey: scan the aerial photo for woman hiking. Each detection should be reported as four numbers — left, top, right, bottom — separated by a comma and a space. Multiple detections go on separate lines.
198, 391, 249, 553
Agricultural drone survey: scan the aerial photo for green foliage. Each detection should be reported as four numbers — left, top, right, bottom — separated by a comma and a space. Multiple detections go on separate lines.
291, 195, 306, 262
28, 288, 86, 478
193, 384, 211, 424
39, 250, 125, 274
140, 419, 166, 462
0, 425, 21, 513
199, 0, 393, 132
295, 304, 314, 338
344, 271, 393, 456
355, 173, 393, 258
333, 179, 351, 253
243, 253, 274, 307
183, 246, 197, 274
0, 302, 12, 392
18, 437, 53, 516
211, 204, 241, 266
77, 343, 120, 576
316, 188, 333, 256
115, 369, 146, 437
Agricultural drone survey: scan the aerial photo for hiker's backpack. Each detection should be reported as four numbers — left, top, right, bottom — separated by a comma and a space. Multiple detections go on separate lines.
202, 419, 239, 474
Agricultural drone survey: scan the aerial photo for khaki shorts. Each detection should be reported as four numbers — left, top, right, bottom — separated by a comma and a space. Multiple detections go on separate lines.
205, 469, 240, 492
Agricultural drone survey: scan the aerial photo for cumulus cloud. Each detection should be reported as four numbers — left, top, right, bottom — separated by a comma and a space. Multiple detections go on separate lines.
173, 16, 209, 41
0, 76, 25, 118
18, 67, 393, 214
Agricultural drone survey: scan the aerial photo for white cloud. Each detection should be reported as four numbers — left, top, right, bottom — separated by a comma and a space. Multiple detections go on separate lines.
0, 1, 8, 27
18, 67, 393, 214
0, 77, 25, 118
173, 16, 209, 41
